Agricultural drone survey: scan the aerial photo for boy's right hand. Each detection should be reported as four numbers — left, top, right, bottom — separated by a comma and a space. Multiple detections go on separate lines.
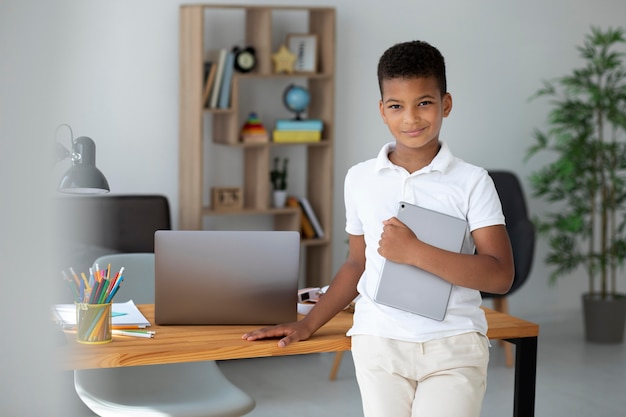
241, 321, 313, 348
378, 217, 419, 264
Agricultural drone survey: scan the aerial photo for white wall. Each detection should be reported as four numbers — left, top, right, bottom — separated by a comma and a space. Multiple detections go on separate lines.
2, 2, 72, 414
5, 0, 626, 319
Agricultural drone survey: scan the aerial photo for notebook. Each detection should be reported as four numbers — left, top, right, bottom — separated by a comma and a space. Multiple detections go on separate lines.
374, 202, 468, 321
154, 230, 300, 325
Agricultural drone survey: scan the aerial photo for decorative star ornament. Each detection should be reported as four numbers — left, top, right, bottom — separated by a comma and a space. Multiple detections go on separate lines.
272, 45, 296, 74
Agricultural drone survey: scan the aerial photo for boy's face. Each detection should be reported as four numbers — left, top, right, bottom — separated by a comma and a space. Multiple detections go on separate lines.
378, 76, 452, 153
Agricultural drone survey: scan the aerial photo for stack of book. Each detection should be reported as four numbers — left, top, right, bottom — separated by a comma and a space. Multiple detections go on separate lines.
286, 196, 324, 239
272, 119, 323, 143
202, 48, 235, 109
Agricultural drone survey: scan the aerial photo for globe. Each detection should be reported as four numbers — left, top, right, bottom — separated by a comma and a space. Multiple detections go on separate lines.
283, 84, 310, 120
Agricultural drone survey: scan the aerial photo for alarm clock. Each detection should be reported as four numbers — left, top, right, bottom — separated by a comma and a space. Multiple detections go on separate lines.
233, 46, 256, 73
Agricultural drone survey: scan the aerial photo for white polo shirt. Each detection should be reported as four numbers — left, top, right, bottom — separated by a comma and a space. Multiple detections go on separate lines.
345, 141, 504, 342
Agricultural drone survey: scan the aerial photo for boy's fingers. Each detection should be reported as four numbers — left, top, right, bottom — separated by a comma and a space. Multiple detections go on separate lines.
242, 323, 299, 341
278, 336, 292, 347
242, 326, 283, 340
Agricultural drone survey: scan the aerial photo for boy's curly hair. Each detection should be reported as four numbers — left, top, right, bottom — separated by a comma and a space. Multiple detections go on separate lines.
377, 40, 447, 97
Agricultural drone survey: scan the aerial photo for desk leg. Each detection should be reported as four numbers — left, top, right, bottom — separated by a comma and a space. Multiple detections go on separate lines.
329, 351, 344, 381
507, 336, 537, 417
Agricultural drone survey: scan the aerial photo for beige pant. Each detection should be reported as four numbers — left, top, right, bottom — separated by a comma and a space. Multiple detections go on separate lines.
351, 332, 489, 417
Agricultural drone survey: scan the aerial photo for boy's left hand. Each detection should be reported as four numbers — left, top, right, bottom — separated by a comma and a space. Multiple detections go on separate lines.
378, 217, 419, 264
241, 320, 313, 348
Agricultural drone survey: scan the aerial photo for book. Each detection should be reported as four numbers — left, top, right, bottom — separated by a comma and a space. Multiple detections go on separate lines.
209, 48, 228, 109
203, 61, 212, 85
52, 299, 151, 329
217, 50, 235, 109
299, 196, 324, 238
202, 62, 217, 108
287, 196, 316, 238
272, 130, 321, 143
275, 119, 323, 131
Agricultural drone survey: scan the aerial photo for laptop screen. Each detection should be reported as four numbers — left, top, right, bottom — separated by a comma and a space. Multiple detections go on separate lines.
154, 230, 300, 325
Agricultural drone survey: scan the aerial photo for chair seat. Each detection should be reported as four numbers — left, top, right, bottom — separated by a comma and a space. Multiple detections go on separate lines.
75, 361, 255, 417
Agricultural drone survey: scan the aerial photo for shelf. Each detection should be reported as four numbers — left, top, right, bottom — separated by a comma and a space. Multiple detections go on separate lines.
211, 141, 332, 148
301, 237, 330, 247
179, 4, 335, 287
235, 73, 333, 80
202, 207, 299, 216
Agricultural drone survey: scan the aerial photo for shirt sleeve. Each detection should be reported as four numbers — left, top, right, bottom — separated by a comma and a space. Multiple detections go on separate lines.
344, 166, 364, 236
467, 169, 505, 231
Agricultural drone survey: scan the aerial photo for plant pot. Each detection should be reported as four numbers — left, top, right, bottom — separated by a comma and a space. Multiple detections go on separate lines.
272, 190, 288, 208
582, 293, 626, 344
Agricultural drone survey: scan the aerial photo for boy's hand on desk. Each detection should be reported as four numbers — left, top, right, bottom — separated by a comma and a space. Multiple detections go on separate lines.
378, 217, 419, 264
242, 321, 313, 348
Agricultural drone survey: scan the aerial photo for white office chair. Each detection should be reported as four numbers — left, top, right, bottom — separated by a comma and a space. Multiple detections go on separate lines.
74, 253, 255, 417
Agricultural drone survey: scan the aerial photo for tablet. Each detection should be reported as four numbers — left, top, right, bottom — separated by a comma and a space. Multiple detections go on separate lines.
374, 202, 467, 321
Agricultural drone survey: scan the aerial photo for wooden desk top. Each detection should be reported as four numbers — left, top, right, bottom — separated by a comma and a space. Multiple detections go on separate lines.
58, 305, 538, 370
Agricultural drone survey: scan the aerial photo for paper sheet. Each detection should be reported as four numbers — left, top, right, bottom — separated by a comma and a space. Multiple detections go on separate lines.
52, 299, 151, 329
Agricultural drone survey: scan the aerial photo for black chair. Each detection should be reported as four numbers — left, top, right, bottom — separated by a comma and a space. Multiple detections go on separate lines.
483, 170, 536, 366
57, 194, 171, 252
55, 194, 172, 299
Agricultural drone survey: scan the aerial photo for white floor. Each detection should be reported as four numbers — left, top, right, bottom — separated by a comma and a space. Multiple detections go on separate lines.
63, 309, 626, 416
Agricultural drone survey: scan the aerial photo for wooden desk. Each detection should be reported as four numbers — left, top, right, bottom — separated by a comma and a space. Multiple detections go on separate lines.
58, 305, 538, 417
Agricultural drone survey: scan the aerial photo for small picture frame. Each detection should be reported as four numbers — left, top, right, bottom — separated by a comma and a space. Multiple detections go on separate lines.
287, 33, 317, 73
211, 187, 243, 211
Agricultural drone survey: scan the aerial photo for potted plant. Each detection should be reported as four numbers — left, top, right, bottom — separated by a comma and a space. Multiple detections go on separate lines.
526, 26, 626, 343
270, 157, 288, 208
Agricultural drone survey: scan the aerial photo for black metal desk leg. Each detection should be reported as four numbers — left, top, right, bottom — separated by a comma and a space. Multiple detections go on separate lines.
507, 336, 538, 417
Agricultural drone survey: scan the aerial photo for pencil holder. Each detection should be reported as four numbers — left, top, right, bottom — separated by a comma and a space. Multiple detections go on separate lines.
76, 303, 112, 344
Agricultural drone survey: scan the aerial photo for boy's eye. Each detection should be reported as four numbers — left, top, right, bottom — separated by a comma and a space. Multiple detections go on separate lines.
388, 104, 401, 109
418, 101, 432, 106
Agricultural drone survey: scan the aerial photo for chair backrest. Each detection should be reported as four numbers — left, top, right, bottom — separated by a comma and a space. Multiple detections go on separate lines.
56, 195, 171, 290
92, 253, 155, 304
57, 194, 171, 253
483, 171, 536, 297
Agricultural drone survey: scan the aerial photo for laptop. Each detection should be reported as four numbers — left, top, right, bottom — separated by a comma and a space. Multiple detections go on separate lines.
154, 230, 300, 325
374, 202, 468, 321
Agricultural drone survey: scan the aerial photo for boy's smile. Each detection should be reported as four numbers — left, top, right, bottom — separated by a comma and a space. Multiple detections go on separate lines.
379, 76, 452, 171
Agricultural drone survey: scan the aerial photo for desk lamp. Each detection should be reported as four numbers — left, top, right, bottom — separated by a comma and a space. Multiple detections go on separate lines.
55, 124, 110, 194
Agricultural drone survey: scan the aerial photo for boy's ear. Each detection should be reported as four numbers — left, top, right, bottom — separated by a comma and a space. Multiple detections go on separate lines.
443, 93, 453, 117
378, 99, 388, 124
379, 99, 388, 124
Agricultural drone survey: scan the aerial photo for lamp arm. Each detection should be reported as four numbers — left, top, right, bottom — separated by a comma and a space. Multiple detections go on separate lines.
55, 123, 78, 163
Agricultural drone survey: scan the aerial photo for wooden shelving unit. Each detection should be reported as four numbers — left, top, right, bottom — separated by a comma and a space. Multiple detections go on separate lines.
178, 5, 336, 287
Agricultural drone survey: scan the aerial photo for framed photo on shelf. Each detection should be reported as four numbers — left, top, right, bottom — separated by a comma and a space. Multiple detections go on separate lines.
287, 33, 317, 73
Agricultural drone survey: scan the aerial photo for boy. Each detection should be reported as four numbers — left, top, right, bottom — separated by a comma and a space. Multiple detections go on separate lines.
243, 40, 514, 417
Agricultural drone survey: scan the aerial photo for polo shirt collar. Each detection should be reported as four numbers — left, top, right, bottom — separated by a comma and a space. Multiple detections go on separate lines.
374, 141, 454, 174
